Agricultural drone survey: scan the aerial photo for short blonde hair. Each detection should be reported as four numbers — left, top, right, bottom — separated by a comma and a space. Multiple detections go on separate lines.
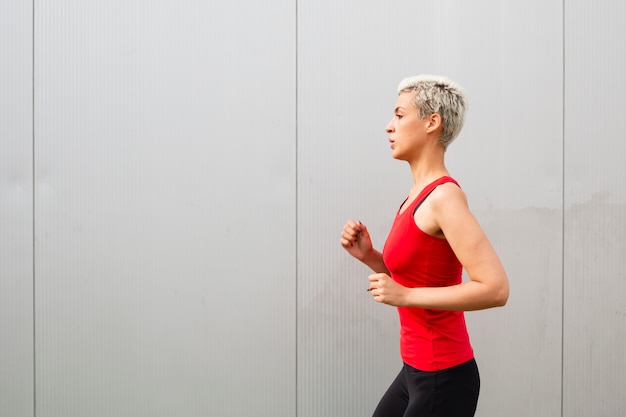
397, 75, 467, 149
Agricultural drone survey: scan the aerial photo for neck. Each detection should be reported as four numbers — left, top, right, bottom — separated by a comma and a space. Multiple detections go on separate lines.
407, 144, 448, 188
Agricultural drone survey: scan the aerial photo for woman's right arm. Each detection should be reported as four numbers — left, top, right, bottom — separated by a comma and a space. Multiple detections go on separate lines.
340, 220, 390, 274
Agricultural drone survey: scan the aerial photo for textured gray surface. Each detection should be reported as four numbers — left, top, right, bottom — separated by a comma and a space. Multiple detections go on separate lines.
1, 1, 624, 416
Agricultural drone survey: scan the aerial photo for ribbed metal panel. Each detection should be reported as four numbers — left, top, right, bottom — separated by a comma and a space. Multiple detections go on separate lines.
459, 2, 564, 416
564, 1, 626, 416
1, 1, 621, 416
34, 1, 295, 416
0, 2, 34, 416
297, 1, 563, 416
297, 1, 407, 415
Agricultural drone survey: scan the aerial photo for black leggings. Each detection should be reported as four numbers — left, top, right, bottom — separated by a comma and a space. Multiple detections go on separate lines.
372, 359, 480, 417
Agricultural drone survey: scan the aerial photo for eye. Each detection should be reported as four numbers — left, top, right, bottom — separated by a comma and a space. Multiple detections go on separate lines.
395, 113, 403, 119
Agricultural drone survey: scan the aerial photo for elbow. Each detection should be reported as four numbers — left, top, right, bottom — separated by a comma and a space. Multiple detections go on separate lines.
478, 275, 509, 308
493, 280, 509, 307
494, 291, 508, 307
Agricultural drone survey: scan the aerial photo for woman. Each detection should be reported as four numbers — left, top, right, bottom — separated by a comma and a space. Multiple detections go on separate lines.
340, 75, 509, 417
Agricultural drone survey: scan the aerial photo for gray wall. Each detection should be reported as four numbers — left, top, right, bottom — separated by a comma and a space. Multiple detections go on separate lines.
1, 1, 624, 416
1, 2, 34, 416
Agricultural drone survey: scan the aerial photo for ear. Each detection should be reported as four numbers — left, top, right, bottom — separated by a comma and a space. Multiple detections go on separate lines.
425, 113, 442, 134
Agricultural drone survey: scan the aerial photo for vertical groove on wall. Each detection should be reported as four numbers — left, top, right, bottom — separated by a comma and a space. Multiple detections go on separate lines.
560, 1, 565, 417
295, 1, 299, 416
31, 1, 37, 416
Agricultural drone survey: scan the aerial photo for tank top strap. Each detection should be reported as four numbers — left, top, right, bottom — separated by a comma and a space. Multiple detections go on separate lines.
409, 176, 460, 215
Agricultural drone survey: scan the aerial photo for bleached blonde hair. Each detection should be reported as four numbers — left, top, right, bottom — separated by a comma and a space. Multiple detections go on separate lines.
397, 74, 467, 149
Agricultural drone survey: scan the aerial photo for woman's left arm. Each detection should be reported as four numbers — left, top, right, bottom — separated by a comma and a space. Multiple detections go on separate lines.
368, 183, 509, 311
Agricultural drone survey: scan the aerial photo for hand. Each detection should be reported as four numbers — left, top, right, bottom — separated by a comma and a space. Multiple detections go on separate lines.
367, 273, 408, 306
340, 220, 373, 261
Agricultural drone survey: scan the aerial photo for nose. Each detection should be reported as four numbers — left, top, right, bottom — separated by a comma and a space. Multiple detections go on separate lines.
385, 119, 394, 133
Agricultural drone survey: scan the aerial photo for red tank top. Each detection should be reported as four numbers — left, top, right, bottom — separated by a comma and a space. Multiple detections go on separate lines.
382, 176, 474, 371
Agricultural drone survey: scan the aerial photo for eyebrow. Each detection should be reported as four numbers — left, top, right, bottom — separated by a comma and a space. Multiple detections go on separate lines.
394, 106, 406, 113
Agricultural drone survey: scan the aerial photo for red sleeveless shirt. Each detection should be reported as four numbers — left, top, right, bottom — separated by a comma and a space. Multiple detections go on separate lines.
382, 176, 474, 371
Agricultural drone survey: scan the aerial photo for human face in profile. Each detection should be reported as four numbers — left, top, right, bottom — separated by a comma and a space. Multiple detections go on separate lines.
385, 92, 429, 161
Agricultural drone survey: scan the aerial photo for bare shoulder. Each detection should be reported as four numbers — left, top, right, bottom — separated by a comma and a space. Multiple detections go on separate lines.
428, 180, 483, 241
412, 181, 474, 238
429, 181, 469, 213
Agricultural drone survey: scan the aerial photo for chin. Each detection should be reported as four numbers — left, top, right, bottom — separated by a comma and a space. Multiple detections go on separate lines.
391, 150, 408, 161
